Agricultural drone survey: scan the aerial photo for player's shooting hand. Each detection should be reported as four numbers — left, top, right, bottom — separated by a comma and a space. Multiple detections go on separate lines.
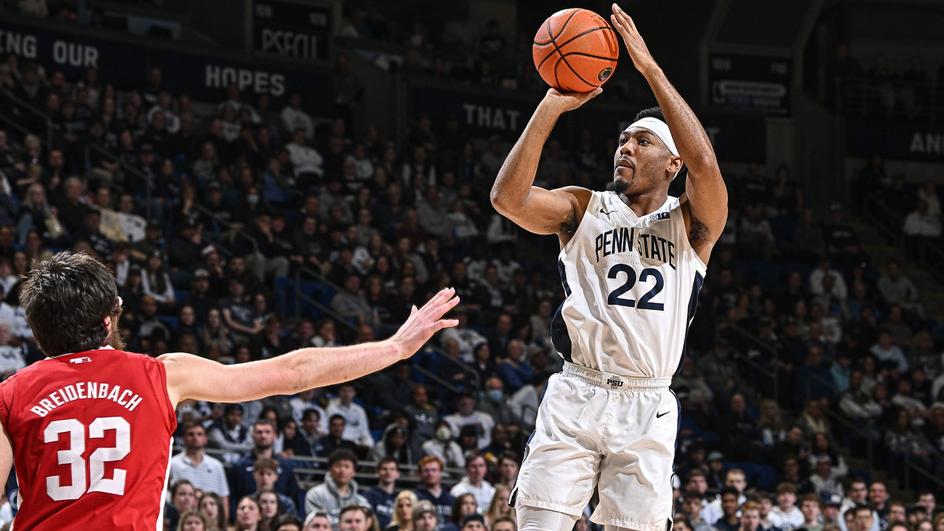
540, 87, 603, 115
390, 287, 460, 360
610, 3, 658, 75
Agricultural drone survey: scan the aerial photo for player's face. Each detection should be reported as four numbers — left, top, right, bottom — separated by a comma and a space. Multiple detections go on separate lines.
612, 128, 679, 195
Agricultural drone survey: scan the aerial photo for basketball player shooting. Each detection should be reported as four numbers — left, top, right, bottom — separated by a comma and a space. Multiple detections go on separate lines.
0, 252, 458, 529
491, 4, 728, 531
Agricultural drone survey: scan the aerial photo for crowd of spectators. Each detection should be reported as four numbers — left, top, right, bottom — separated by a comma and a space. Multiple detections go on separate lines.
0, 11, 941, 531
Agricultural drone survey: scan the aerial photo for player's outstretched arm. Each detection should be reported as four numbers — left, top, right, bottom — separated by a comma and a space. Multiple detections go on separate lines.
611, 3, 729, 261
490, 89, 600, 238
161, 288, 460, 406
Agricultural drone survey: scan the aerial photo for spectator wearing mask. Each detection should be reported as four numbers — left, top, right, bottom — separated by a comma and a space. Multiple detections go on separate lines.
422, 420, 466, 469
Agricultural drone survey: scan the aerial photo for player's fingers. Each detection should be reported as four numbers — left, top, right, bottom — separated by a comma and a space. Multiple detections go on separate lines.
589, 87, 603, 99
435, 319, 460, 331
410, 305, 418, 316
429, 292, 460, 319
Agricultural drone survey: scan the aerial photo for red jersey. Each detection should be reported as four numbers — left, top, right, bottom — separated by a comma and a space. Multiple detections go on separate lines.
0, 348, 177, 530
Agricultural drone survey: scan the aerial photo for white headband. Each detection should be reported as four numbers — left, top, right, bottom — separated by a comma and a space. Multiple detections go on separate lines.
628, 117, 679, 157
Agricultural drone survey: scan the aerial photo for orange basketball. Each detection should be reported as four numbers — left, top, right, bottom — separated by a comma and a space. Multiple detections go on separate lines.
532, 8, 619, 93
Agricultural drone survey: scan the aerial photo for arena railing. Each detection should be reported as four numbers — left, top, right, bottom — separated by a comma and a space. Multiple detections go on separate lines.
194, 445, 468, 491
728, 322, 944, 494
0, 88, 54, 148
864, 194, 944, 283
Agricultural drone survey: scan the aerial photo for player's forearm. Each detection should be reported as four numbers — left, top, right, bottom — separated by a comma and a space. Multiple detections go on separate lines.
641, 66, 721, 178
272, 340, 404, 396
489, 103, 560, 213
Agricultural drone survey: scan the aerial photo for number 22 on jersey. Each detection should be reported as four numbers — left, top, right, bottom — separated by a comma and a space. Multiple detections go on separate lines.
43, 416, 130, 500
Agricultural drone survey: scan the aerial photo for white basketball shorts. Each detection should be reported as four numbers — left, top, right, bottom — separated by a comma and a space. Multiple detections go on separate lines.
512, 362, 678, 531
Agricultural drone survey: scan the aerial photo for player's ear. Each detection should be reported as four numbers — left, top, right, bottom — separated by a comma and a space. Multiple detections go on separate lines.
666, 156, 683, 179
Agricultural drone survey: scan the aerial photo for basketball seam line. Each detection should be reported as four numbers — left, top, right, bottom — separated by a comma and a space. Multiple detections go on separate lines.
559, 51, 619, 61
548, 27, 598, 90
536, 26, 615, 71
536, 8, 581, 45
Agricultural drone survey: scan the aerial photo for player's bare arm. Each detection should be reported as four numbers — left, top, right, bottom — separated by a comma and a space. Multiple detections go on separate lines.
611, 3, 729, 263
490, 89, 601, 245
161, 288, 459, 406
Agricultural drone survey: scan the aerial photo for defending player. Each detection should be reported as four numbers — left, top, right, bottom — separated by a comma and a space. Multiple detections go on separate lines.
490, 5, 728, 530
0, 251, 459, 529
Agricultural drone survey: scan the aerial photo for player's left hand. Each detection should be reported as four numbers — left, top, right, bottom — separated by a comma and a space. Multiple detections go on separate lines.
610, 3, 658, 75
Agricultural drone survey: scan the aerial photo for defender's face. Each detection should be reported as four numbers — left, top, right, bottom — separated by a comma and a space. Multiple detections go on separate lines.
613, 127, 680, 194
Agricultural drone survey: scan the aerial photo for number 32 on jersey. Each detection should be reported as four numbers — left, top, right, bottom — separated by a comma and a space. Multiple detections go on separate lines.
43, 416, 131, 500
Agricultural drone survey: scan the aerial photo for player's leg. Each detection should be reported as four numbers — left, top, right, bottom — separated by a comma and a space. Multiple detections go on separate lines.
594, 388, 677, 531
512, 374, 605, 526
517, 506, 579, 531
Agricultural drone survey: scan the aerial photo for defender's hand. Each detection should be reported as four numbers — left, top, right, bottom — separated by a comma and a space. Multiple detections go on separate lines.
610, 3, 658, 75
539, 87, 603, 116
390, 288, 460, 359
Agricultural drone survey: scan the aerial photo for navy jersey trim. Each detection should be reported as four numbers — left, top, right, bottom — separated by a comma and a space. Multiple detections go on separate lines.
674, 271, 704, 376
551, 259, 574, 362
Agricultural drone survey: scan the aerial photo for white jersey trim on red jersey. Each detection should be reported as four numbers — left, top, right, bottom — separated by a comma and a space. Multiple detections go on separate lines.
155, 437, 173, 531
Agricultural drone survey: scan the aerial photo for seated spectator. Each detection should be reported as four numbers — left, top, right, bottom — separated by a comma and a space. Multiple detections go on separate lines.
250, 458, 298, 517
415, 456, 455, 521
404, 384, 438, 443
363, 457, 401, 529
231, 419, 301, 511
386, 490, 418, 531
316, 414, 360, 458
712, 487, 742, 531
449, 453, 494, 513
877, 261, 923, 317
208, 403, 252, 464
444, 394, 495, 450
422, 420, 465, 469
371, 424, 414, 465
163, 480, 197, 531
304, 449, 370, 526
496, 340, 533, 394
413, 500, 441, 531
326, 383, 374, 448
769, 483, 804, 530
292, 408, 325, 457
337, 505, 375, 531
234, 495, 265, 531
809, 454, 844, 498
870, 330, 908, 373
169, 422, 230, 512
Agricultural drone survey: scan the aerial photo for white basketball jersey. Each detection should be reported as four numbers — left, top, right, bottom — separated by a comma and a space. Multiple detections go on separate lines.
552, 191, 707, 379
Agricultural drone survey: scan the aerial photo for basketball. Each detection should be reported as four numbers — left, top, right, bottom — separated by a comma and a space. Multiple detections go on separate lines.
532, 8, 619, 93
